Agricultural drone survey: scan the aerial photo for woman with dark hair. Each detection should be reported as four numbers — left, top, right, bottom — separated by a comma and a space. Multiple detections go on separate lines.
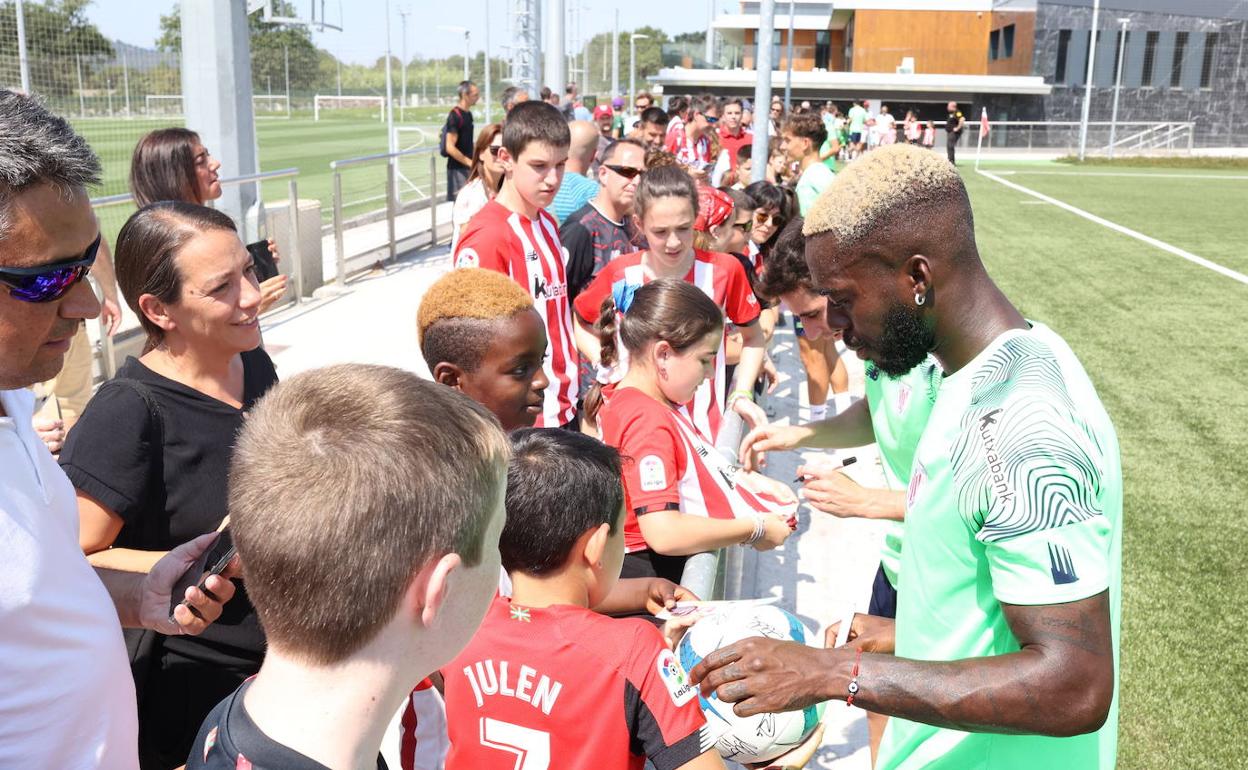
745, 182, 847, 421
451, 122, 504, 252
59, 202, 279, 769
130, 128, 288, 314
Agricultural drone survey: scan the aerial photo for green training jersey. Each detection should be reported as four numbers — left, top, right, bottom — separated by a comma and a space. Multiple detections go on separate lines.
879, 322, 1122, 770
862, 357, 942, 585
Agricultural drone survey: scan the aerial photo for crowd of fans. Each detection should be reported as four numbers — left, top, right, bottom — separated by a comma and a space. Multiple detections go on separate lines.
1, 79, 1118, 770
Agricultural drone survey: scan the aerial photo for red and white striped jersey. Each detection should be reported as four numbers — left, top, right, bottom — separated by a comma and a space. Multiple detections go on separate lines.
664, 127, 712, 168
454, 200, 579, 427
574, 249, 761, 440
598, 386, 793, 554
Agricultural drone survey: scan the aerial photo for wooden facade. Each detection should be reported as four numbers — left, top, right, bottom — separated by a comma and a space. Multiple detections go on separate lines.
732, 8, 1036, 77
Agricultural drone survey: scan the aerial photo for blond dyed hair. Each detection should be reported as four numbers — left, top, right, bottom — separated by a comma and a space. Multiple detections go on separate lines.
803, 143, 964, 249
418, 268, 536, 372
228, 363, 509, 665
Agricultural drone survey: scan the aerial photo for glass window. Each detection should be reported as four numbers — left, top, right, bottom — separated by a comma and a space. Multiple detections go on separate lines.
1004, 24, 1016, 58
990, 29, 1000, 61
1200, 32, 1218, 88
1142, 31, 1159, 86
1055, 29, 1072, 83
1170, 31, 1188, 88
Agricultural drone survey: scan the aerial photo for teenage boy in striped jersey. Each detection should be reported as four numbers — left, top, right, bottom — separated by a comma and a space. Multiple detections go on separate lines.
454, 101, 581, 430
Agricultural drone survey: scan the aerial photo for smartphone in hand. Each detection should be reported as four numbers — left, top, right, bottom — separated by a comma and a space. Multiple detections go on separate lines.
168, 529, 236, 622
246, 240, 280, 283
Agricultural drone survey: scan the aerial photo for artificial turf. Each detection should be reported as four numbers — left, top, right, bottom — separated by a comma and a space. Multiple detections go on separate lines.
965, 162, 1247, 770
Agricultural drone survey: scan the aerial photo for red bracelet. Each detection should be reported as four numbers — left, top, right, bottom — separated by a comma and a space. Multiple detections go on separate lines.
845, 649, 862, 707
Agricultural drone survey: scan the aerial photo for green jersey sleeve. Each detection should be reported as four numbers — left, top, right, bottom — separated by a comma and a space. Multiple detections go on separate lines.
954, 352, 1115, 606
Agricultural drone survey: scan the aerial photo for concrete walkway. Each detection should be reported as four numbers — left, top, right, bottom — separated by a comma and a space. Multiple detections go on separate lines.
256, 243, 888, 769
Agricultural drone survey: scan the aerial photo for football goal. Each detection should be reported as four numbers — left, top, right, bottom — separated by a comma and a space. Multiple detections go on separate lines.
314, 94, 386, 122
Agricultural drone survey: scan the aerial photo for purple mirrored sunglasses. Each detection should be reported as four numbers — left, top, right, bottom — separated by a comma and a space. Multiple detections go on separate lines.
0, 234, 101, 303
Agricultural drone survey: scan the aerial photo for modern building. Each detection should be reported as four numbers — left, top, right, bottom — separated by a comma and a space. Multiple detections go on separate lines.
652, 0, 1247, 146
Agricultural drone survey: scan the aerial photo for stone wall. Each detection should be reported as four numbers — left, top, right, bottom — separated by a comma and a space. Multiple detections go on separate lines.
1028, 2, 1247, 146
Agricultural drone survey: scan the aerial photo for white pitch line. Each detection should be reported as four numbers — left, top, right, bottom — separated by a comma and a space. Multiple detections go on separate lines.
978, 169, 1248, 287
993, 170, 1248, 181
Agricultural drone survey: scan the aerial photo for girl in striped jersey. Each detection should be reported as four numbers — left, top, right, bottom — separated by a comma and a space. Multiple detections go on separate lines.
588, 279, 797, 584
574, 166, 768, 440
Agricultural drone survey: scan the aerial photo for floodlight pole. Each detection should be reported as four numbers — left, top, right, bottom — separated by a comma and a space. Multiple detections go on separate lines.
15, 0, 30, 93
122, 49, 132, 117
385, 0, 396, 159
1077, 0, 1101, 162
630, 33, 649, 118
752, 0, 776, 183
399, 8, 410, 121
484, 0, 492, 123
783, 0, 795, 109
76, 54, 85, 117
283, 44, 291, 119
706, 0, 715, 65
1108, 18, 1129, 159
612, 10, 619, 97
464, 32, 471, 82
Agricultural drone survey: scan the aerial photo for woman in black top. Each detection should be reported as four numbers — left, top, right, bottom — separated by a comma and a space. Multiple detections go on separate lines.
60, 202, 278, 770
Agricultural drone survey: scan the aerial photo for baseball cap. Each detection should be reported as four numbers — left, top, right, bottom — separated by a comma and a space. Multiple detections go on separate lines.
612, 97, 624, 108
593, 104, 613, 119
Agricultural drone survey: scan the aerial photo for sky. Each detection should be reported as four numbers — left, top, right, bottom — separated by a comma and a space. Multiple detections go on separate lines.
85, 0, 740, 65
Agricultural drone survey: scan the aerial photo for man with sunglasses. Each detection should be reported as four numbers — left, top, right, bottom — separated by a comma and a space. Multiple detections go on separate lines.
665, 94, 720, 181
561, 138, 647, 302
0, 89, 238, 769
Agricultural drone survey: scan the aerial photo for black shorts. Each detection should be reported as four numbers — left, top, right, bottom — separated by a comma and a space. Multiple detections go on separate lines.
867, 563, 897, 619
850, 131, 863, 144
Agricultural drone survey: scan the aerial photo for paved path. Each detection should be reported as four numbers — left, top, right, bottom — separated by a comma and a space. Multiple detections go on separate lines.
257, 244, 892, 769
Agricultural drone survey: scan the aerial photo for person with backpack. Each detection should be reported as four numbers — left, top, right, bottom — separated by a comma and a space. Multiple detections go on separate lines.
443, 81, 480, 202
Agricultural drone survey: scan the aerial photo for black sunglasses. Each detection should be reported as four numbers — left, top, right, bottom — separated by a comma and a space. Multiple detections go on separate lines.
0, 234, 101, 303
487, 145, 503, 156
605, 164, 644, 180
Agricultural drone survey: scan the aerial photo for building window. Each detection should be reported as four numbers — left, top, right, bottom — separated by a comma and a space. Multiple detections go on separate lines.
815, 30, 831, 70
1170, 31, 1188, 88
1200, 32, 1218, 88
990, 29, 1000, 61
1142, 30, 1159, 86
1055, 29, 1072, 82
1004, 24, 1015, 58
1112, 28, 1129, 83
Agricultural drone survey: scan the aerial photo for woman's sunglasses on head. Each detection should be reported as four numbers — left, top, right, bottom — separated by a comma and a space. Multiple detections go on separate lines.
0, 234, 101, 303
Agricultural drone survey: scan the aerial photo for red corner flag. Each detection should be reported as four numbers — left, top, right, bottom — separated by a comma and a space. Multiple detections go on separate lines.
979, 108, 990, 139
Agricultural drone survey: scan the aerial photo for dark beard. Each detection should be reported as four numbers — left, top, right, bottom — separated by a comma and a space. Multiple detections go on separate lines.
874, 300, 935, 377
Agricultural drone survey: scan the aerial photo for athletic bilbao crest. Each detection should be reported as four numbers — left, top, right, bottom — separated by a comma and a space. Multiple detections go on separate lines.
907, 462, 927, 510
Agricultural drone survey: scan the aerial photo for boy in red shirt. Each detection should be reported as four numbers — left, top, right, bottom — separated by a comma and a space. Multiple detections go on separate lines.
454, 101, 580, 429
442, 429, 726, 770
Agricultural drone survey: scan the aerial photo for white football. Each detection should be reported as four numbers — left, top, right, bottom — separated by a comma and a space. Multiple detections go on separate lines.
677, 603, 827, 763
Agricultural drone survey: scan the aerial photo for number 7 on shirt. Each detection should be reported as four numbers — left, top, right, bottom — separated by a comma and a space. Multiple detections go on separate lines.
479, 717, 551, 770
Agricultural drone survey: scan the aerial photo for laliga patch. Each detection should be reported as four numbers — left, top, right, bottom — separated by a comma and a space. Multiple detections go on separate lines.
455, 248, 479, 268
639, 455, 668, 492
656, 649, 698, 706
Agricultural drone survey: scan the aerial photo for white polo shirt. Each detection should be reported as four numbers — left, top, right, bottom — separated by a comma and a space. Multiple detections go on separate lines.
0, 388, 138, 769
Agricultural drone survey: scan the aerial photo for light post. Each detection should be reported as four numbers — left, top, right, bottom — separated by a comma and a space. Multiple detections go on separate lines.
1108, 18, 1130, 158
1077, 0, 1101, 161
483, 0, 492, 123
439, 26, 472, 83
398, 8, 410, 119
630, 33, 649, 118
784, 0, 795, 109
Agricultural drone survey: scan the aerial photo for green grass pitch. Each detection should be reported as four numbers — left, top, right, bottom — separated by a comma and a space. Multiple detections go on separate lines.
965, 161, 1247, 770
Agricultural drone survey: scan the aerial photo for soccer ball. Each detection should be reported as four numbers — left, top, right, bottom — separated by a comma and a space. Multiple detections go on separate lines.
677, 603, 826, 763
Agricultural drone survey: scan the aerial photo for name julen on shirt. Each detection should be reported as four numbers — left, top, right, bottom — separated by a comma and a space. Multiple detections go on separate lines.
461, 659, 564, 716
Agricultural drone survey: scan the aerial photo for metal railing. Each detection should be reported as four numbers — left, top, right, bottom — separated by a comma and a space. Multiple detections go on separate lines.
88, 168, 303, 378
960, 120, 1196, 155
328, 147, 441, 288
